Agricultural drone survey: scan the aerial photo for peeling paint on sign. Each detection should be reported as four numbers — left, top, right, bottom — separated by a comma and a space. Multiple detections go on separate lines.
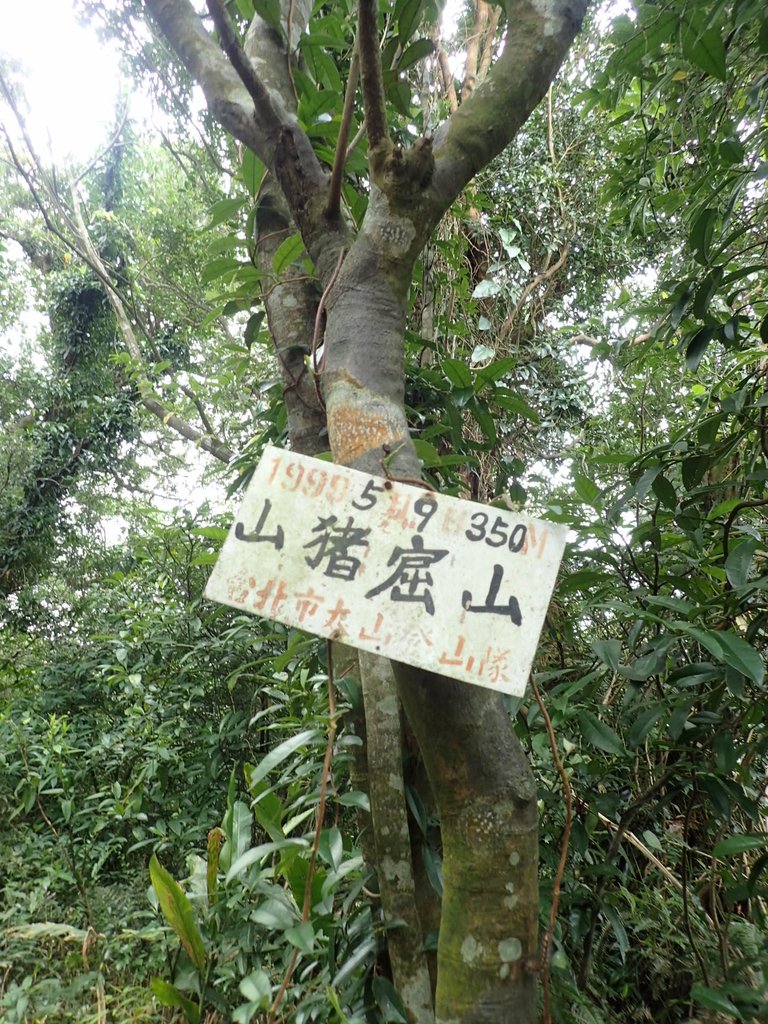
204, 446, 567, 696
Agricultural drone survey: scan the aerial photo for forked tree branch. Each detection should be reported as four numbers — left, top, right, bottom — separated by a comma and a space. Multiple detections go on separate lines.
144, 0, 284, 165
426, 0, 589, 232
205, 0, 278, 117
358, 0, 388, 152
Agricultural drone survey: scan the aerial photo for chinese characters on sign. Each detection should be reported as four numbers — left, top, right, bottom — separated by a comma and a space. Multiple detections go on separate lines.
204, 446, 567, 696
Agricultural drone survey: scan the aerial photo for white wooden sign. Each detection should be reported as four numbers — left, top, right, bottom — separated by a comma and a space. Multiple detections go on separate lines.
205, 446, 567, 696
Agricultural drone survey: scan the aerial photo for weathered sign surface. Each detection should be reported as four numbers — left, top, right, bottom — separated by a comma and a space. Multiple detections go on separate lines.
205, 446, 567, 696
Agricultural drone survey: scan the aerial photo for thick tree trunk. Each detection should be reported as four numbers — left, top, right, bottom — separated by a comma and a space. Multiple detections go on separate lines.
323, 267, 539, 1021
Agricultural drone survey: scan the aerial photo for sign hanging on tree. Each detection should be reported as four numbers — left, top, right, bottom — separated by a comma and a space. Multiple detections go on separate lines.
205, 446, 567, 696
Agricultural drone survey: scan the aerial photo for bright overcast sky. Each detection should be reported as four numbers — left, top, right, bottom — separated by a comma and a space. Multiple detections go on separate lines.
1, 0, 124, 163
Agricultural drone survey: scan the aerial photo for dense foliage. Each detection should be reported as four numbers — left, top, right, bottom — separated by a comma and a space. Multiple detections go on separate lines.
1, 0, 766, 1021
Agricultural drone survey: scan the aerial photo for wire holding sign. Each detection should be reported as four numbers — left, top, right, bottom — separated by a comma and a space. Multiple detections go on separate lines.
205, 446, 567, 696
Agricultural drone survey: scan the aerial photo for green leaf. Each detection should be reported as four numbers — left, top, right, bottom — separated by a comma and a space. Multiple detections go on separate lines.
628, 706, 664, 748
397, 0, 427, 44
725, 538, 757, 588
398, 38, 434, 71
201, 257, 241, 285
689, 207, 718, 264
150, 979, 200, 1024
240, 149, 265, 197
226, 838, 308, 882
239, 970, 272, 1007
253, 0, 282, 33
285, 920, 315, 953
574, 474, 601, 506
372, 974, 408, 1023
273, 234, 305, 274
714, 833, 768, 857
717, 631, 764, 685
244, 311, 265, 348
684, 326, 715, 372
149, 854, 207, 973
602, 904, 629, 961
681, 26, 727, 81
681, 454, 711, 490
672, 623, 764, 685
690, 983, 739, 1016
204, 196, 247, 230
338, 790, 371, 812
245, 728, 319, 788
592, 638, 621, 672
651, 473, 676, 509
441, 358, 473, 390
578, 711, 625, 755
494, 390, 540, 423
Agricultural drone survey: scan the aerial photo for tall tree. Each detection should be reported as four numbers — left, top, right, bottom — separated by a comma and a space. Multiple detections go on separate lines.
122, 1, 590, 1021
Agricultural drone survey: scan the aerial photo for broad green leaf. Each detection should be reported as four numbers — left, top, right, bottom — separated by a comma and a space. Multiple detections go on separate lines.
673, 623, 764, 685
574, 474, 601, 505
651, 473, 676, 509
201, 257, 241, 285
285, 920, 315, 953
398, 38, 434, 71
397, 0, 427, 44
682, 26, 727, 81
253, 0, 282, 33
681, 453, 712, 490
684, 326, 714, 372
150, 979, 200, 1024
240, 149, 265, 196
441, 358, 473, 390
602, 904, 629, 961
578, 711, 625, 755
475, 356, 515, 387
204, 196, 247, 229
239, 970, 272, 1007
338, 790, 371, 812
225, 799, 253, 864
244, 311, 265, 348
628, 706, 664, 748
690, 983, 739, 1015
273, 234, 305, 274
149, 854, 207, 973
592, 638, 621, 672
494, 390, 540, 423
725, 538, 757, 588
717, 631, 764, 685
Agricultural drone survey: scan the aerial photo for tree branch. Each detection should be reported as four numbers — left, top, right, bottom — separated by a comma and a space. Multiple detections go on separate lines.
144, 0, 283, 166
70, 185, 234, 464
205, 0, 279, 120
427, 0, 589, 231
358, 0, 388, 153
326, 51, 359, 219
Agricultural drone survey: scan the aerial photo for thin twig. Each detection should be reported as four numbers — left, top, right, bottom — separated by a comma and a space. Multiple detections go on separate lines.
286, 0, 298, 103
311, 246, 347, 388
326, 51, 359, 219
